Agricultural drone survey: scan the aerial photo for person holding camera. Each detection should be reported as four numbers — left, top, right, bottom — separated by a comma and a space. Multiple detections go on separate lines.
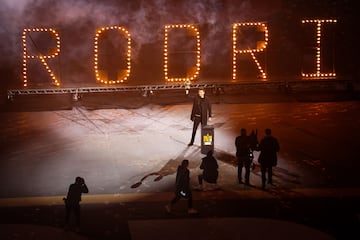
64, 176, 89, 231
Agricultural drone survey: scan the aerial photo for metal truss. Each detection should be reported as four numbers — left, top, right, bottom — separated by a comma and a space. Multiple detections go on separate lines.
6, 83, 210, 99
7, 79, 351, 100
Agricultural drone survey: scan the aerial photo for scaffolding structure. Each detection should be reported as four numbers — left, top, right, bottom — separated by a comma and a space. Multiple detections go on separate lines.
7, 79, 352, 101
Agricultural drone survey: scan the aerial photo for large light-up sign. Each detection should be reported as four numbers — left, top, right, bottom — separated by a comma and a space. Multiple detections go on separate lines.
22, 28, 61, 87
164, 24, 201, 82
22, 19, 337, 87
232, 22, 268, 81
301, 19, 337, 78
94, 26, 131, 84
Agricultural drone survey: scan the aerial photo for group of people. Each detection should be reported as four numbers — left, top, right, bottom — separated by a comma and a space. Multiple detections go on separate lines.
64, 88, 280, 226
165, 150, 219, 214
187, 88, 280, 189
165, 127, 280, 214
236, 128, 280, 189
165, 88, 280, 214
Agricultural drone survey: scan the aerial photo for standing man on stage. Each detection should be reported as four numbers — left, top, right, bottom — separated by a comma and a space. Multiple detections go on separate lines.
188, 88, 212, 146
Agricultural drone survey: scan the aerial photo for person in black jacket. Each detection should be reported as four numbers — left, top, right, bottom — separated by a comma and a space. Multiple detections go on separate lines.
235, 128, 252, 185
188, 88, 212, 146
258, 128, 280, 190
197, 150, 219, 190
165, 160, 198, 214
63, 176, 89, 231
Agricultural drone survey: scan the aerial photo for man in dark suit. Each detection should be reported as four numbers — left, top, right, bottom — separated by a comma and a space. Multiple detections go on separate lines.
258, 128, 280, 190
235, 128, 252, 185
188, 88, 212, 146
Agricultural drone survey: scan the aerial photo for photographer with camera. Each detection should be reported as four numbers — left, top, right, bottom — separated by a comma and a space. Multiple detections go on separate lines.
63, 176, 89, 231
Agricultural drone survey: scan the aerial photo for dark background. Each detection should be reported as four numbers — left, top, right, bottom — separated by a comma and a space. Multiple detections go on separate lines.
0, 0, 358, 89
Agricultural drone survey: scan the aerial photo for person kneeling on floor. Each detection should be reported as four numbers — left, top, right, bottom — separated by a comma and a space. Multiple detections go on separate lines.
197, 150, 219, 191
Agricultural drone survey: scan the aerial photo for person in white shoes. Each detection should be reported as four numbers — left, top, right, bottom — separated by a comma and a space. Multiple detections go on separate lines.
165, 160, 198, 214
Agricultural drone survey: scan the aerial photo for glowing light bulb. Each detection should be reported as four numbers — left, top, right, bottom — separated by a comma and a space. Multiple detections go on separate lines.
94, 26, 131, 84
301, 19, 337, 79
232, 22, 268, 81
164, 24, 201, 82
22, 28, 61, 87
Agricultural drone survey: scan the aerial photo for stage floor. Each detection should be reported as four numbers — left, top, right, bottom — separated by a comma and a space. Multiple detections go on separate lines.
1, 96, 360, 199
1, 95, 360, 240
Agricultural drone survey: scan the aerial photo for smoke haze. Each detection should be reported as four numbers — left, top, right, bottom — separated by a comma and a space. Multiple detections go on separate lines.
0, 0, 356, 88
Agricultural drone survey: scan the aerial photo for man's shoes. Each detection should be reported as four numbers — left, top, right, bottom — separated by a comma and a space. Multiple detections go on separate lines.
187, 142, 193, 146
188, 208, 198, 214
165, 204, 171, 213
